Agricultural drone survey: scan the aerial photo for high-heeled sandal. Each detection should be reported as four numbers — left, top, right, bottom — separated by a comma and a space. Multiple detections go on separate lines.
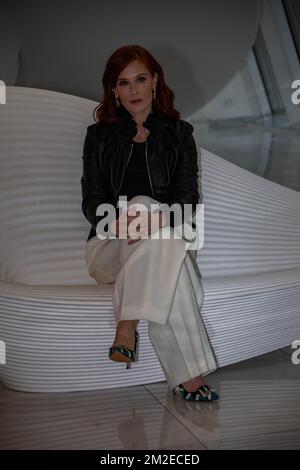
108, 330, 139, 369
172, 383, 219, 401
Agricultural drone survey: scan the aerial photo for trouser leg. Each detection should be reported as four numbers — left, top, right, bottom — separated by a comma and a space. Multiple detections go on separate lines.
148, 250, 217, 390
113, 227, 188, 325
85, 236, 120, 284
85, 195, 217, 389
85, 195, 187, 324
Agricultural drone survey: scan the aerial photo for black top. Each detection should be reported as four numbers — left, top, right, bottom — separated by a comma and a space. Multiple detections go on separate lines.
118, 141, 153, 201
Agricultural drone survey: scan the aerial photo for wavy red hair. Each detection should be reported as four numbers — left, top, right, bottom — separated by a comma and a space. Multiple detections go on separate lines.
93, 45, 180, 125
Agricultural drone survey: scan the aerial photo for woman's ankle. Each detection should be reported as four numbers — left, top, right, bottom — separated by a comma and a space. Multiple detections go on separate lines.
130, 319, 139, 329
117, 320, 139, 332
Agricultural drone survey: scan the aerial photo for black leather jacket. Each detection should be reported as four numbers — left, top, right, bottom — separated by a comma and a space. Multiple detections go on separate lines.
81, 104, 200, 242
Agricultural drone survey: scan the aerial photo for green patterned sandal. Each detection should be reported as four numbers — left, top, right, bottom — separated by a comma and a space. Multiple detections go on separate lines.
109, 330, 139, 369
173, 383, 219, 401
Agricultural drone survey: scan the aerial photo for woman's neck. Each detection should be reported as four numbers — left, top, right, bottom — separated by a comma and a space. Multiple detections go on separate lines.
133, 127, 150, 142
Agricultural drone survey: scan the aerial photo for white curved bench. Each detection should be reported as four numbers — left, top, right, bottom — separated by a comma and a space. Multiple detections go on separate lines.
197, 149, 300, 364
0, 87, 299, 392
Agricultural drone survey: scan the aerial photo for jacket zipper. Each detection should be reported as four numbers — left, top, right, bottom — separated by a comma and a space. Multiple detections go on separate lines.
114, 143, 133, 206
145, 141, 155, 199
114, 141, 156, 206
125, 143, 134, 170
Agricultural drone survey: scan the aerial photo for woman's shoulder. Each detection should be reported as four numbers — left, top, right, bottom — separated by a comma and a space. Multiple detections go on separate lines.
166, 118, 194, 146
172, 118, 194, 135
85, 121, 114, 143
86, 121, 110, 133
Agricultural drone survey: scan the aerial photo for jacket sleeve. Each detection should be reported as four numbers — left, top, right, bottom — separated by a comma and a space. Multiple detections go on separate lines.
81, 125, 113, 235
168, 122, 201, 230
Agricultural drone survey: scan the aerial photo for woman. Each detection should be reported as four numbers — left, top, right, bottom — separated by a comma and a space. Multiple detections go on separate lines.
81, 45, 219, 401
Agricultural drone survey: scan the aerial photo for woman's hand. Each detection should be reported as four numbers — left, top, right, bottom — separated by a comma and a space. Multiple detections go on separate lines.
112, 208, 166, 245
127, 210, 166, 245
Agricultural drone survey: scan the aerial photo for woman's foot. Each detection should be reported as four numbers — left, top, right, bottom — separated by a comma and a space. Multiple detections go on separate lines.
181, 375, 209, 392
173, 382, 219, 401
173, 376, 219, 401
111, 320, 139, 351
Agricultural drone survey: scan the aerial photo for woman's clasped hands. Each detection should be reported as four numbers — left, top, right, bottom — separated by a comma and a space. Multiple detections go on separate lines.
110, 206, 166, 245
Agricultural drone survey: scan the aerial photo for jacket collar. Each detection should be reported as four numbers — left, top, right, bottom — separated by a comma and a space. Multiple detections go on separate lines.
115, 103, 170, 141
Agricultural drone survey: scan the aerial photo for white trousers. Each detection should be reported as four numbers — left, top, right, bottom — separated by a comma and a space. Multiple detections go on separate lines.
85, 195, 217, 390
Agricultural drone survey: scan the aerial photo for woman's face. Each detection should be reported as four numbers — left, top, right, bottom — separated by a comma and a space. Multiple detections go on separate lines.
112, 60, 157, 118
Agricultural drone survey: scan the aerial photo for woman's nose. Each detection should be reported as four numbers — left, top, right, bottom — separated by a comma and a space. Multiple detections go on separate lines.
130, 82, 137, 93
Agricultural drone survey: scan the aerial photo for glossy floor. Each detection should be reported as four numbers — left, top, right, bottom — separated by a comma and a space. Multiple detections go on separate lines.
0, 347, 299, 450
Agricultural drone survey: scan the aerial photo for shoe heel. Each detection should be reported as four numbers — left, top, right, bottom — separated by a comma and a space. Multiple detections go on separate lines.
126, 330, 139, 369
134, 330, 140, 361
109, 329, 140, 369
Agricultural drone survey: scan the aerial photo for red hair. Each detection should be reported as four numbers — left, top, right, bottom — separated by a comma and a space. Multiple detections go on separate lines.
93, 45, 181, 125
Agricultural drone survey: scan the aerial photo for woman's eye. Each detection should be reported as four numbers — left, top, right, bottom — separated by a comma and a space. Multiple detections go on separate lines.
119, 77, 146, 86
